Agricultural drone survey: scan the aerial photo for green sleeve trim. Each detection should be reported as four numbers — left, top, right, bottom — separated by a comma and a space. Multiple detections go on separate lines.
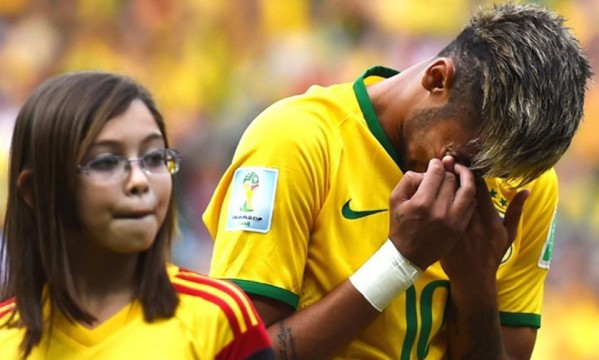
499, 311, 541, 328
229, 279, 299, 309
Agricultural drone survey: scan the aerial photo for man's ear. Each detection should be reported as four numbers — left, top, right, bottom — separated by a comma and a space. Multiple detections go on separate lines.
421, 57, 454, 95
17, 169, 35, 209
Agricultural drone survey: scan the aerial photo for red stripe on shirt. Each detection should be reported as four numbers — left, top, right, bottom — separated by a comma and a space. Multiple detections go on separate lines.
172, 282, 243, 337
0, 298, 15, 319
215, 321, 272, 360
175, 271, 254, 329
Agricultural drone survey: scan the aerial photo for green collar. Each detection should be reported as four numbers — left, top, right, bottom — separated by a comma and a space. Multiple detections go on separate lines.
352, 66, 404, 171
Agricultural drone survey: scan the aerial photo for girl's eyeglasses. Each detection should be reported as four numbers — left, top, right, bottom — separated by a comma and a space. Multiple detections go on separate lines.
77, 148, 181, 183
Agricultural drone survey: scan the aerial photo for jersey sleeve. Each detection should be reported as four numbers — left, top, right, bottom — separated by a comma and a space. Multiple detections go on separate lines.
496, 169, 559, 328
203, 96, 333, 309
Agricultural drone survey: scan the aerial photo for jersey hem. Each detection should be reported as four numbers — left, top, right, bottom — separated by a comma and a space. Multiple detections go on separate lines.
499, 311, 541, 328
230, 279, 299, 309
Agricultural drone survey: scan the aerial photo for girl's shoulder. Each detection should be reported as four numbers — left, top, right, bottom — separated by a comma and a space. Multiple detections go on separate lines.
167, 264, 259, 324
167, 264, 248, 305
166, 265, 272, 359
0, 299, 21, 360
0, 298, 17, 324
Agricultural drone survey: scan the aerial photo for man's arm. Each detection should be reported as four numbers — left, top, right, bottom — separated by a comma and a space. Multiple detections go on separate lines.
444, 284, 537, 360
254, 283, 538, 360
441, 172, 531, 359
246, 159, 477, 359
502, 325, 537, 359
251, 282, 381, 359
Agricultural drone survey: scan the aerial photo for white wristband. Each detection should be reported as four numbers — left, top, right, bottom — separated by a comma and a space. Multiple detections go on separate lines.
349, 239, 423, 312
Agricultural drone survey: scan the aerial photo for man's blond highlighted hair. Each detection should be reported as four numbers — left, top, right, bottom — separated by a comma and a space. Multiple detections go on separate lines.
438, 2, 593, 185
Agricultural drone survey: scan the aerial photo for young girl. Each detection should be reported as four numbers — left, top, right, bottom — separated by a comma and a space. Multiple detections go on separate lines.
0, 71, 274, 359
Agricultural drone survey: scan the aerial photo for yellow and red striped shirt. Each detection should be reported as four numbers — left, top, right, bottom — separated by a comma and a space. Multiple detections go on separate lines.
0, 264, 272, 359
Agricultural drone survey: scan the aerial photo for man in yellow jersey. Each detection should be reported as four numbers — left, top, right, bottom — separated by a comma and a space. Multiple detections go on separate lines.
203, 3, 592, 359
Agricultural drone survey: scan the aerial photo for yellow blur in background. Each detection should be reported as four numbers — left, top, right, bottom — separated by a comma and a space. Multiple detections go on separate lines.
0, 1, 597, 358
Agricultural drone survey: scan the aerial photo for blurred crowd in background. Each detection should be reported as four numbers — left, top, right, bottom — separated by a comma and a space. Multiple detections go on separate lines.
0, 0, 597, 358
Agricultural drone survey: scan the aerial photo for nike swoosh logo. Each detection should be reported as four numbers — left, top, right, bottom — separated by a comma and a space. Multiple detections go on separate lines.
341, 199, 387, 220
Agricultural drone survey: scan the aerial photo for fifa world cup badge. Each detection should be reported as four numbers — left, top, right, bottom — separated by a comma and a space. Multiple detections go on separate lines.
225, 167, 278, 233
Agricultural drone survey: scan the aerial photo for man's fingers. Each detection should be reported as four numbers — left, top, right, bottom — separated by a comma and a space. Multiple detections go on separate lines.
441, 155, 455, 172
393, 171, 425, 202
503, 189, 530, 242
472, 175, 498, 220
449, 162, 476, 217
413, 158, 447, 203
437, 172, 457, 206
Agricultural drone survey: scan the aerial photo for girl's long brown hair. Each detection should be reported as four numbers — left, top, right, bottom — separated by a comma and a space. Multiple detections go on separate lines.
0, 72, 179, 358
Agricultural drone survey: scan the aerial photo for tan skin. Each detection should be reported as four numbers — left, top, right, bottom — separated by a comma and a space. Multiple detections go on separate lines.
251, 58, 536, 359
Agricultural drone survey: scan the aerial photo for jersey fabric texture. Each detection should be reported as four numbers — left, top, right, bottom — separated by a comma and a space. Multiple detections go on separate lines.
0, 264, 272, 360
204, 66, 558, 359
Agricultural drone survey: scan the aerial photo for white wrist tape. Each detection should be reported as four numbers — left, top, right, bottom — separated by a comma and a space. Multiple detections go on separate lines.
349, 239, 423, 312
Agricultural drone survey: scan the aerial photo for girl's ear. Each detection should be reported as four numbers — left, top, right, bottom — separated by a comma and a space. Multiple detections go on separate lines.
17, 169, 35, 209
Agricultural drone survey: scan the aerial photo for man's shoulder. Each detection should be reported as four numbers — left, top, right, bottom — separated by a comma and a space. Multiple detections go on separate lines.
488, 168, 558, 194
240, 82, 358, 153
521, 168, 559, 204
262, 81, 358, 119
527, 167, 558, 187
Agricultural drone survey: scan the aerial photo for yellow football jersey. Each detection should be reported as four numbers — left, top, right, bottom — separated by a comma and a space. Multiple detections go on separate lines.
0, 264, 272, 360
204, 66, 558, 359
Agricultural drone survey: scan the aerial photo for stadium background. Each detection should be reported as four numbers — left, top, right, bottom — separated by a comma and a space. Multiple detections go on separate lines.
0, 0, 597, 358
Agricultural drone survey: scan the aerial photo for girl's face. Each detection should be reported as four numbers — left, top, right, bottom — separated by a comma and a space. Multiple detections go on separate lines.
75, 99, 172, 255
